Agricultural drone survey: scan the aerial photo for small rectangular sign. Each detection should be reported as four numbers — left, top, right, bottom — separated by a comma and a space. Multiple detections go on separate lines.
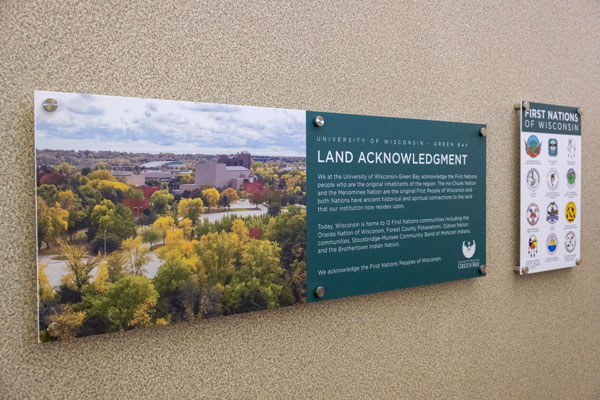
35, 90, 486, 341
519, 101, 581, 274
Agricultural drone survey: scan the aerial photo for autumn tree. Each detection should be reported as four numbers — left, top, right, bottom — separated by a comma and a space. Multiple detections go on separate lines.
58, 240, 102, 292
37, 196, 69, 249
231, 218, 249, 243
179, 218, 193, 240
57, 189, 86, 241
121, 236, 151, 275
94, 264, 109, 293
202, 188, 220, 211
245, 181, 265, 207
177, 197, 204, 222
194, 231, 242, 285
104, 250, 128, 283
180, 174, 194, 184
38, 262, 54, 303
46, 305, 85, 340
153, 216, 175, 244
87, 169, 115, 181
220, 187, 239, 206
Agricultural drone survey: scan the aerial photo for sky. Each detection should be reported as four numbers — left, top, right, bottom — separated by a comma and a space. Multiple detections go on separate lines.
35, 91, 306, 157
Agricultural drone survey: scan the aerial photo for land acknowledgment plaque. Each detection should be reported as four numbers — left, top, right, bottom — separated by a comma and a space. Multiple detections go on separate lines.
34, 90, 486, 341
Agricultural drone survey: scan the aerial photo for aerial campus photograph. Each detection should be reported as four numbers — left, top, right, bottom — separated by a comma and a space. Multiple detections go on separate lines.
35, 92, 307, 341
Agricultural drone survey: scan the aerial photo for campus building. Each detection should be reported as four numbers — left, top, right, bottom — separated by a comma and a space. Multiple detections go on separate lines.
217, 152, 251, 169
111, 170, 146, 187
180, 162, 255, 191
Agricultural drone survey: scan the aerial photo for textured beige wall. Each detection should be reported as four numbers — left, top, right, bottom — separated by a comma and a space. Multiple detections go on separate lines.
1, 1, 599, 399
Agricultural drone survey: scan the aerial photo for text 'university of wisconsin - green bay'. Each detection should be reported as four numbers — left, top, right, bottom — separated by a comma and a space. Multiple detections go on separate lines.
317, 150, 468, 165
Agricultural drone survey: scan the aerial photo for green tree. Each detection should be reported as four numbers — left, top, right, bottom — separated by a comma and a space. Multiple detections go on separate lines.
104, 251, 128, 283
221, 239, 285, 314
265, 211, 306, 271
91, 200, 136, 240
38, 184, 58, 204
142, 227, 162, 250
150, 190, 174, 215
153, 261, 193, 298
121, 236, 151, 275
90, 275, 158, 332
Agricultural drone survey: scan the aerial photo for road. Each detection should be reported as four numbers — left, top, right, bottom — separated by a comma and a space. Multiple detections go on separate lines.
39, 252, 162, 288
37, 200, 269, 288
199, 200, 267, 223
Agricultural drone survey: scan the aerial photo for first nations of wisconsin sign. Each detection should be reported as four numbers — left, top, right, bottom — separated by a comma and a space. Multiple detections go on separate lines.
518, 101, 581, 275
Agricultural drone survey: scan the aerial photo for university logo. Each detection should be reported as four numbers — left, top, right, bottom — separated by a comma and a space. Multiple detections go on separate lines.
567, 138, 576, 160
546, 233, 558, 255
462, 240, 476, 259
525, 135, 541, 158
528, 235, 538, 257
526, 203, 540, 226
548, 138, 558, 156
567, 168, 576, 188
565, 201, 576, 223
526, 168, 540, 191
564, 231, 576, 253
546, 168, 559, 191
546, 202, 559, 224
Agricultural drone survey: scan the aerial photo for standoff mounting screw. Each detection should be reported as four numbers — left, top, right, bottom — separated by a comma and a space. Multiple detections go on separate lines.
577, 108, 583, 116
480, 127, 487, 136
43, 98, 58, 112
47, 322, 61, 337
315, 286, 325, 298
522, 266, 529, 274
314, 115, 325, 127
479, 265, 487, 274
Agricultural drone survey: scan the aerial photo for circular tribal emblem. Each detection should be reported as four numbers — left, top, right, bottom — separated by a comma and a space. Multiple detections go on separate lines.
565, 201, 576, 223
526, 168, 540, 192
528, 235, 538, 258
547, 168, 559, 191
546, 233, 558, 255
526, 203, 540, 226
567, 168, 576, 188
525, 135, 541, 158
564, 231, 576, 253
546, 202, 559, 224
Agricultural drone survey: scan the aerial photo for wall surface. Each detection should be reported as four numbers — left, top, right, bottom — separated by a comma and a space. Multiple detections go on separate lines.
1, 1, 599, 399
